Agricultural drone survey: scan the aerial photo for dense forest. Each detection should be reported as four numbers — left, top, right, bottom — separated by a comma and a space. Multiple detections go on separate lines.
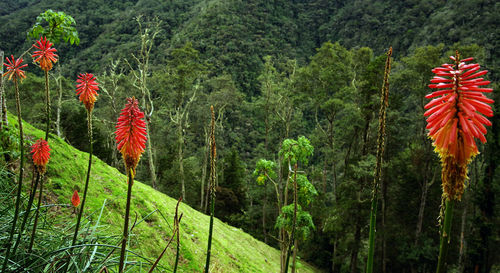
1, 0, 499, 272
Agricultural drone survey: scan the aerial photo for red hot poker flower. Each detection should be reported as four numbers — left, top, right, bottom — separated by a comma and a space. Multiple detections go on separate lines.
3, 55, 27, 82
32, 37, 58, 72
425, 53, 494, 200
115, 97, 147, 177
31, 138, 51, 174
76, 73, 99, 111
71, 190, 81, 207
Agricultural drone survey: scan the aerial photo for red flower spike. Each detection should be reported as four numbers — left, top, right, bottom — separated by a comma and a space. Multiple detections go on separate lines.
425, 53, 494, 200
31, 138, 51, 174
115, 97, 147, 177
71, 190, 81, 207
76, 73, 99, 111
32, 37, 58, 72
3, 55, 27, 82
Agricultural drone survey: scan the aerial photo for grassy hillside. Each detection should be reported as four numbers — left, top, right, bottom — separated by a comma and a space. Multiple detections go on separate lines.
5, 113, 318, 272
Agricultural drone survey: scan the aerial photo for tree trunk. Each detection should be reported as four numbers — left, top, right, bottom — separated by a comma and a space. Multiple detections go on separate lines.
263, 180, 268, 243
350, 214, 361, 273
55, 73, 63, 138
145, 120, 157, 189
415, 168, 436, 245
178, 122, 185, 201
292, 239, 298, 273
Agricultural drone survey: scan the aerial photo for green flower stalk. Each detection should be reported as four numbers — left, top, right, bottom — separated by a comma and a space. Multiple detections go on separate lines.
1, 55, 27, 272
70, 73, 99, 248
366, 47, 392, 273
32, 37, 58, 141
204, 106, 217, 273
13, 139, 50, 254
115, 97, 147, 273
424, 52, 494, 273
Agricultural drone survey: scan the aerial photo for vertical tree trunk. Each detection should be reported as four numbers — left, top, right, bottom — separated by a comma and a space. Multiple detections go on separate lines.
178, 122, 186, 201
263, 180, 268, 243
291, 239, 298, 273
145, 120, 157, 189
55, 73, 63, 138
350, 212, 361, 273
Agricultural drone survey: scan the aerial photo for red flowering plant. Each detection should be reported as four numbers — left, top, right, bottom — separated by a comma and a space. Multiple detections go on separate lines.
115, 97, 147, 178
426, 51, 494, 273
71, 190, 80, 207
32, 37, 58, 72
31, 138, 51, 174
115, 97, 147, 273
425, 53, 494, 200
70, 73, 99, 249
76, 73, 99, 112
1, 55, 28, 272
3, 55, 27, 82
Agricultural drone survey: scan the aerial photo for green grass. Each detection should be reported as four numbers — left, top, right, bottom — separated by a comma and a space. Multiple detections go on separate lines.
5, 113, 319, 272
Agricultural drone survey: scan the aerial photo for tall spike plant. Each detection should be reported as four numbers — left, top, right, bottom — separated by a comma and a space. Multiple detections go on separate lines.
366, 47, 392, 273
424, 52, 494, 273
1, 55, 28, 272
32, 36, 58, 140
70, 73, 99, 248
204, 105, 216, 273
27, 139, 51, 253
115, 97, 147, 273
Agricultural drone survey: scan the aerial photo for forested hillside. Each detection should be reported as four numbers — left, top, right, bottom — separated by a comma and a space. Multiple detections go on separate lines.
1, 0, 499, 272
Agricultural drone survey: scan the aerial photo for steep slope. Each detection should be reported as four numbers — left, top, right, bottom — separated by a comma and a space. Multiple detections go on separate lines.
7, 114, 318, 272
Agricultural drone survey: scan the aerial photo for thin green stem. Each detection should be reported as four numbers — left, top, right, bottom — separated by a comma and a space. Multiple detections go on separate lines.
2, 79, 25, 272
436, 199, 454, 273
119, 169, 134, 273
173, 219, 180, 273
70, 110, 93, 247
44, 70, 50, 141
13, 172, 41, 255
28, 174, 44, 253
366, 190, 378, 273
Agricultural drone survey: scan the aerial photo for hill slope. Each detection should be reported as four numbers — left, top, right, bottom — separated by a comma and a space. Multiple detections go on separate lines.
7, 114, 318, 272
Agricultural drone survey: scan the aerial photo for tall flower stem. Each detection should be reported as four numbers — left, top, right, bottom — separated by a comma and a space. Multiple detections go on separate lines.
436, 199, 454, 273
1, 79, 25, 272
204, 106, 216, 273
119, 168, 134, 273
12, 172, 41, 254
366, 47, 392, 273
70, 110, 93, 246
44, 70, 50, 140
28, 174, 44, 253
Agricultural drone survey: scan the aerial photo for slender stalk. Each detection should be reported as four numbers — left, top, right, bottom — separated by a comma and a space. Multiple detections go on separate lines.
28, 175, 44, 253
366, 47, 392, 273
44, 70, 50, 141
174, 207, 181, 273
284, 163, 299, 273
204, 106, 216, 273
1, 79, 25, 272
436, 199, 454, 273
119, 169, 134, 273
13, 172, 41, 254
71, 110, 93, 247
